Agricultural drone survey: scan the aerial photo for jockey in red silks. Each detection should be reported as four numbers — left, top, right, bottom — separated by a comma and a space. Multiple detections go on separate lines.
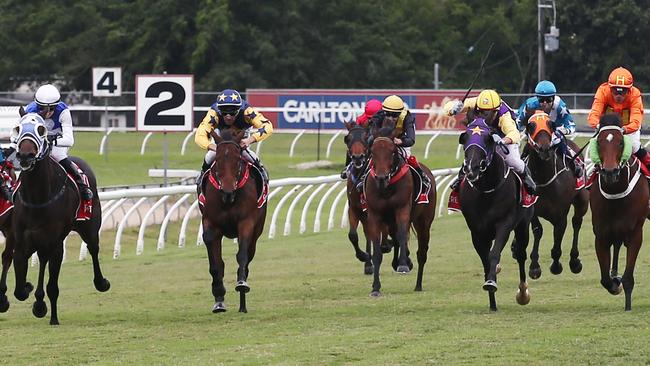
340, 99, 382, 179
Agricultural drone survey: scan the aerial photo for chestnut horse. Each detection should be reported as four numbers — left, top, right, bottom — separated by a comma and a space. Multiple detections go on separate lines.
523, 112, 589, 279
199, 129, 267, 313
364, 127, 436, 297
459, 118, 533, 311
589, 114, 649, 311
12, 114, 110, 325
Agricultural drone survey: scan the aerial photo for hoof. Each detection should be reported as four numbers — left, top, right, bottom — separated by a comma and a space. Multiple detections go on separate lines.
550, 261, 563, 275
238, 307, 248, 313
50, 318, 59, 326
212, 302, 226, 313
396, 265, 410, 274
414, 285, 422, 292
32, 300, 47, 318
482, 280, 498, 292
495, 263, 501, 274
364, 264, 373, 275
529, 266, 542, 280
570, 259, 583, 274
94, 278, 111, 292
369, 290, 381, 297
516, 283, 530, 305
610, 277, 623, 295
235, 281, 250, 293
380, 244, 392, 254
356, 251, 370, 263
0, 295, 8, 313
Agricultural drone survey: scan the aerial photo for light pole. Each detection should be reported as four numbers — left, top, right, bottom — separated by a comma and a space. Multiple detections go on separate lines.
538, 0, 559, 82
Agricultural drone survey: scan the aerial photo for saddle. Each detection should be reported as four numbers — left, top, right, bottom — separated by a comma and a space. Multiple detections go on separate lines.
446, 172, 537, 213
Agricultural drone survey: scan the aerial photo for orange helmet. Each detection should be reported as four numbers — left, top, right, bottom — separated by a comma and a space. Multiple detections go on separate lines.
607, 67, 633, 89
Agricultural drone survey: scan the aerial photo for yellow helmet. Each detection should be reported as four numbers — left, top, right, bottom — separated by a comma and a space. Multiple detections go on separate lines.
476, 89, 501, 110
382, 95, 404, 113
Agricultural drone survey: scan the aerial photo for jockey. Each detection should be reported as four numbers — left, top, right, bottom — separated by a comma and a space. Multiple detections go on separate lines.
340, 99, 382, 179
21, 84, 93, 200
194, 89, 273, 186
587, 67, 648, 168
445, 89, 537, 194
367, 95, 431, 202
516, 80, 582, 177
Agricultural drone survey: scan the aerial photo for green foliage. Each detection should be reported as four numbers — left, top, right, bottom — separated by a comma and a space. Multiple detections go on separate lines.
0, 1, 645, 94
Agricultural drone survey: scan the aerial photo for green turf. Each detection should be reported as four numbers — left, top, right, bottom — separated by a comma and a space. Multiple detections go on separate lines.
1, 212, 650, 365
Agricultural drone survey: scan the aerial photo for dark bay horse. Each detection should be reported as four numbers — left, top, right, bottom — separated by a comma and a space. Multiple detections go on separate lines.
12, 114, 110, 325
365, 127, 436, 297
459, 118, 533, 311
199, 129, 267, 313
589, 114, 649, 311
343, 122, 374, 275
524, 112, 589, 279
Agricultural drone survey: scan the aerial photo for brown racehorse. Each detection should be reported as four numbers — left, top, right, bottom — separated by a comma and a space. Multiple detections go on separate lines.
590, 113, 649, 311
523, 112, 589, 279
12, 115, 110, 325
364, 126, 436, 297
459, 118, 533, 311
343, 122, 374, 274
199, 129, 267, 313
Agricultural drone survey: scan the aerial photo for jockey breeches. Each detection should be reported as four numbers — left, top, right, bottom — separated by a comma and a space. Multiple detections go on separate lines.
51, 146, 69, 162
498, 143, 525, 174
627, 130, 641, 153
397, 146, 412, 159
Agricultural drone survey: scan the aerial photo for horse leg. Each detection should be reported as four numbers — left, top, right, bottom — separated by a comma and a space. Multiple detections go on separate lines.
12, 250, 34, 301
621, 228, 643, 311
528, 215, 543, 280
413, 220, 430, 292
0, 236, 13, 312
348, 209, 370, 274
32, 252, 49, 319
235, 225, 255, 313
77, 227, 110, 292
361, 221, 373, 275
513, 221, 531, 306
549, 217, 567, 275
471, 232, 497, 311
484, 226, 510, 290
610, 242, 621, 279
203, 225, 226, 313
569, 193, 588, 274
394, 210, 412, 274
46, 246, 64, 325
594, 237, 620, 296
368, 217, 383, 297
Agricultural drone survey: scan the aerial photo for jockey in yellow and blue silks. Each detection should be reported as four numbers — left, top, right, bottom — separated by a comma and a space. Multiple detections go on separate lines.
516, 80, 582, 177
21, 84, 93, 200
445, 89, 536, 195
194, 89, 273, 185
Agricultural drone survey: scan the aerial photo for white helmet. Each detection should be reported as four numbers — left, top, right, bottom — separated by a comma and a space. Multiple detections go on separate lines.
34, 84, 61, 106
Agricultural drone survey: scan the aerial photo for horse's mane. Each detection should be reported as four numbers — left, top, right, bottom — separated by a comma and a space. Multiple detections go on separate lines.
377, 126, 394, 138
600, 113, 622, 128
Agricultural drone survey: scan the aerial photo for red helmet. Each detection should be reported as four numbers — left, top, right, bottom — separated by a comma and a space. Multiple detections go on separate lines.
608, 67, 633, 89
356, 99, 382, 126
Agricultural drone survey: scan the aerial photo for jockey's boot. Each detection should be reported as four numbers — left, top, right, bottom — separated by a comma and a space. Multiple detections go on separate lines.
406, 156, 431, 202
0, 183, 12, 203
635, 148, 650, 170
521, 166, 537, 195
59, 158, 93, 200
196, 160, 211, 186
254, 159, 269, 183
570, 157, 584, 178
341, 153, 351, 179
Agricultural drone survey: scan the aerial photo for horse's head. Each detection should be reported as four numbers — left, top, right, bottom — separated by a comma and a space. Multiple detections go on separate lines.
526, 110, 554, 160
211, 128, 246, 204
13, 113, 49, 171
459, 118, 496, 183
344, 121, 369, 170
596, 114, 626, 184
370, 126, 398, 189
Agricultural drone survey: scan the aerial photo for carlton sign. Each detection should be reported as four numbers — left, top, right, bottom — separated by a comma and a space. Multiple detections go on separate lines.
247, 89, 474, 130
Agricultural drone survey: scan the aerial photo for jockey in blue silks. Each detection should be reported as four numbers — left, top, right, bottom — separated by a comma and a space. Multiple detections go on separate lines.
21, 84, 93, 200
515, 80, 582, 177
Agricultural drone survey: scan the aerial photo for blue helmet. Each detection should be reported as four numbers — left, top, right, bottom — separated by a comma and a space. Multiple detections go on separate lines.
216, 89, 243, 109
534, 80, 557, 97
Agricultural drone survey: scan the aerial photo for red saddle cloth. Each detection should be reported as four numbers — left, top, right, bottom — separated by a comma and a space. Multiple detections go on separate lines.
446, 176, 537, 211
65, 164, 92, 221
0, 169, 14, 218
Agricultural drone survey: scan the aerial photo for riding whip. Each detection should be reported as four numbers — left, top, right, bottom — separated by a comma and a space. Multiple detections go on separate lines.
461, 42, 495, 102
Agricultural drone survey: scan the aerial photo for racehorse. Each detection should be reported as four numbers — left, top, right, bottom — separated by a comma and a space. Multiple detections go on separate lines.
523, 112, 589, 279
0, 211, 14, 313
199, 128, 267, 313
589, 113, 649, 311
343, 122, 374, 275
12, 115, 110, 325
459, 118, 533, 311
364, 126, 436, 297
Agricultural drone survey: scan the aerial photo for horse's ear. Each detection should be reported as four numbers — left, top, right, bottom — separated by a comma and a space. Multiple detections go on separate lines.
458, 132, 466, 145
234, 129, 246, 142
344, 121, 352, 131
